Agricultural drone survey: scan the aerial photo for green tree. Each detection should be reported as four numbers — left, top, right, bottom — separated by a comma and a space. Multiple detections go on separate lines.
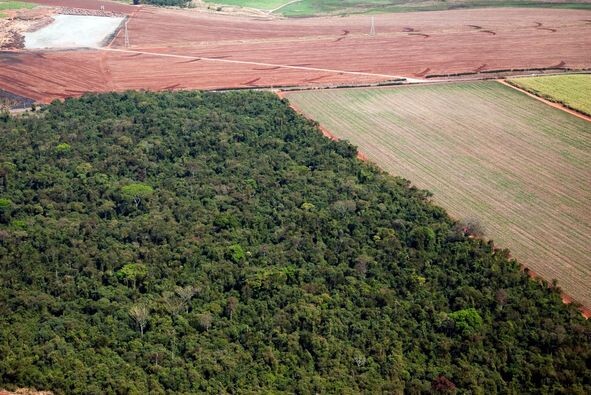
228, 244, 245, 263
121, 183, 154, 207
117, 263, 148, 288
0, 197, 12, 223
449, 308, 483, 336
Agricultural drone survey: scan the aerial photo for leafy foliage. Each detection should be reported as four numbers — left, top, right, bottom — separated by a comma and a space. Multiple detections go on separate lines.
0, 198, 11, 209
140, 0, 191, 7
448, 308, 484, 336
0, 91, 589, 394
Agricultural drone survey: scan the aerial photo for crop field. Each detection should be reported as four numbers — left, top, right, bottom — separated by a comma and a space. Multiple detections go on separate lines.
18, 0, 136, 13
0, 0, 35, 11
204, 0, 591, 16
285, 81, 591, 307
0, 0, 34, 17
1, 3, 590, 103
203, 0, 286, 10
508, 74, 591, 116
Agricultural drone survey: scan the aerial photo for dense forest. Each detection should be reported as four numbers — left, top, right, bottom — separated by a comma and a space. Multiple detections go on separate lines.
0, 91, 589, 394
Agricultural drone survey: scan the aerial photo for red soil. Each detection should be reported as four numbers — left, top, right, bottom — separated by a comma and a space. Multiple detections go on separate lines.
1, 5, 590, 102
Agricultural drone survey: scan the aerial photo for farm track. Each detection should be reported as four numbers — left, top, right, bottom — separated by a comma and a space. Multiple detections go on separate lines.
1, 4, 590, 102
285, 82, 591, 309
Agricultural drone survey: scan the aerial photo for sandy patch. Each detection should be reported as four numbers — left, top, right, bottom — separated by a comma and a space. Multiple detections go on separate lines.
24, 14, 123, 49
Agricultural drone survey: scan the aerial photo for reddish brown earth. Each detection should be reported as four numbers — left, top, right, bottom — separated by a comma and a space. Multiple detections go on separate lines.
1, 3, 590, 102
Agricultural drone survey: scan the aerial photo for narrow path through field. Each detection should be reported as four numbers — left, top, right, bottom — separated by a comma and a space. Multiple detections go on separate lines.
99, 47, 424, 82
498, 79, 591, 123
269, 0, 301, 13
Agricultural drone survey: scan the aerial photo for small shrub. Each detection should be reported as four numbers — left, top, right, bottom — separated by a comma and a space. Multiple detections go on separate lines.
55, 143, 71, 154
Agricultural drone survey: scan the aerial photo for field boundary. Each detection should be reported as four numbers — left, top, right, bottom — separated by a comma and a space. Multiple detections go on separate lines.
275, 70, 588, 95
269, 0, 301, 13
99, 46, 417, 81
280, 86, 591, 318
426, 67, 591, 79
498, 79, 591, 123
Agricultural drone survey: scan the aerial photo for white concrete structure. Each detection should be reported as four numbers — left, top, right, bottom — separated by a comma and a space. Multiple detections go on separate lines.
25, 15, 124, 49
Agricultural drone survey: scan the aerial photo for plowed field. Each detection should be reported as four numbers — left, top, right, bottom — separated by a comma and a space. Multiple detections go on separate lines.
1, 3, 590, 102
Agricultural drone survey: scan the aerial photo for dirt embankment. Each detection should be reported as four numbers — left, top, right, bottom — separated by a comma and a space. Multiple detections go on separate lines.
0, 7, 54, 50
0, 389, 53, 395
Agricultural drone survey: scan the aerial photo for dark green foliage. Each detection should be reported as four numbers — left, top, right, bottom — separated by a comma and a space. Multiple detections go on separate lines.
448, 308, 483, 336
227, 244, 245, 263
0, 91, 589, 394
139, 0, 190, 7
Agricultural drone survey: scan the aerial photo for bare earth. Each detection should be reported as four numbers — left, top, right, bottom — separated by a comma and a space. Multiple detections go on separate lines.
24, 14, 124, 49
0, 2, 590, 102
285, 81, 591, 308
0, 7, 55, 50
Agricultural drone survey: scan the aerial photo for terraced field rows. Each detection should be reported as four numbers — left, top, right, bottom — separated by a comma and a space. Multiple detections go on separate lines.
508, 74, 591, 116
286, 82, 591, 306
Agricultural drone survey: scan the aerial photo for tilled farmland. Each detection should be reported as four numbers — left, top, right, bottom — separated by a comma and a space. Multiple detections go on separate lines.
0, 2, 590, 102
285, 81, 591, 308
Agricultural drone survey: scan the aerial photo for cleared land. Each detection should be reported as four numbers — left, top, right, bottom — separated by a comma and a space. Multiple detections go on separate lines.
19, 0, 137, 13
204, 0, 591, 16
1, 3, 590, 103
24, 14, 124, 49
508, 74, 591, 116
285, 81, 591, 307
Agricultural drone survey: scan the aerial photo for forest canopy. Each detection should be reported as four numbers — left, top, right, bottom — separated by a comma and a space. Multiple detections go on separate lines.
0, 91, 589, 394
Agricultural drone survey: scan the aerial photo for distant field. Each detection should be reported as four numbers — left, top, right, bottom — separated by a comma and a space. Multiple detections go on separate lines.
0, 0, 35, 17
0, 0, 35, 10
508, 74, 591, 116
286, 81, 591, 307
203, 0, 591, 16
202, 0, 285, 10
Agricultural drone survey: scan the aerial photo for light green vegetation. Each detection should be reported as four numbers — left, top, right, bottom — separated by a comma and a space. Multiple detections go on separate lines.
0, 1, 35, 11
203, 0, 287, 10
0, 0, 35, 17
508, 74, 591, 116
286, 81, 591, 306
203, 0, 591, 16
